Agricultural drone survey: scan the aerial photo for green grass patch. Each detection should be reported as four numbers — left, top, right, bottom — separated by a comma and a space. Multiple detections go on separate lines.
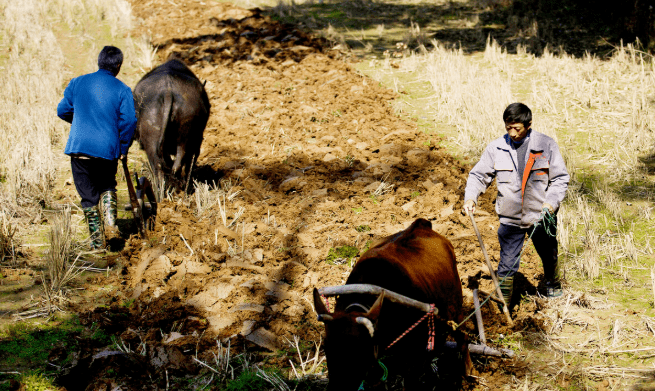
0, 371, 59, 391
18, 371, 58, 391
325, 10, 346, 19
226, 368, 287, 391
87, 322, 112, 345
0, 317, 81, 369
355, 225, 371, 232
361, 240, 373, 255
326, 245, 359, 265
121, 298, 135, 308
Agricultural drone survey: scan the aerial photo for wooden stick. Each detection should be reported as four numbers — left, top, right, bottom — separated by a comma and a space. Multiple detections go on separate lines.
476, 289, 504, 305
603, 346, 655, 354
651, 266, 655, 308
184, 154, 196, 194
179, 234, 194, 257
467, 210, 513, 326
444, 341, 515, 358
121, 157, 147, 239
472, 289, 486, 344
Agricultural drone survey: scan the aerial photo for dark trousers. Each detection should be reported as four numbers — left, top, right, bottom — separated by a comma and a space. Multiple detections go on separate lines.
497, 217, 559, 280
71, 157, 118, 208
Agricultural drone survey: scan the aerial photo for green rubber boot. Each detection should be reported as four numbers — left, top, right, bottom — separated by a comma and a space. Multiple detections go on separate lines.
100, 190, 118, 227
83, 205, 105, 250
499, 275, 514, 308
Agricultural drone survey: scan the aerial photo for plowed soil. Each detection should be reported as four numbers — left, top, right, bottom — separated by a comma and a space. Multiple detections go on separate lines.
67, 0, 550, 389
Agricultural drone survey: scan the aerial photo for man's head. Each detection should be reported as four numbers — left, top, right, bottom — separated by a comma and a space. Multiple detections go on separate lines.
98, 46, 123, 76
503, 102, 532, 142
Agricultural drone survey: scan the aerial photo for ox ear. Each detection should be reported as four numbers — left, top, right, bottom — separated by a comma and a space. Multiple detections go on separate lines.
313, 288, 330, 318
365, 291, 385, 322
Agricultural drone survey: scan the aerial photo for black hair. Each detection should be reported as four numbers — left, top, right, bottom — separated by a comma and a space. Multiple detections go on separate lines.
503, 102, 532, 127
98, 46, 123, 75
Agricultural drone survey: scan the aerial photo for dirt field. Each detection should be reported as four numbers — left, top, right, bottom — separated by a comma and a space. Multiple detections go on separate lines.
16, 1, 553, 389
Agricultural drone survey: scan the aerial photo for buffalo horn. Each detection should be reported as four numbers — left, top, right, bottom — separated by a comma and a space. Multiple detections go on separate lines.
317, 314, 333, 322
319, 284, 435, 314
356, 316, 375, 338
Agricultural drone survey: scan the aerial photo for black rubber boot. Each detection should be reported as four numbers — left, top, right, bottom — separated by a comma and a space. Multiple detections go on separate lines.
544, 259, 563, 298
545, 280, 563, 298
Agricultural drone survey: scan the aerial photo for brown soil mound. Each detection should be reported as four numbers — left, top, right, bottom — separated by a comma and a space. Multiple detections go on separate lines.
69, 0, 549, 388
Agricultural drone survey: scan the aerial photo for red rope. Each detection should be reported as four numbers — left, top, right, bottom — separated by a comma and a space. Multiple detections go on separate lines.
386, 304, 436, 351
321, 294, 331, 313
427, 305, 435, 350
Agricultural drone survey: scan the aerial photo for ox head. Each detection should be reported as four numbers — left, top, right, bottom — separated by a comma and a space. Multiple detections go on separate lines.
313, 288, 385, 391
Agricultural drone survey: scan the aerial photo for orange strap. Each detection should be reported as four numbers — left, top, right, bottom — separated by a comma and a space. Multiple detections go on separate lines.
521, 152, 542, 200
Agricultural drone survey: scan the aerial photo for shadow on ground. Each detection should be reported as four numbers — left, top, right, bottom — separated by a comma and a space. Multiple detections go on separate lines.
259, 0, 645, 58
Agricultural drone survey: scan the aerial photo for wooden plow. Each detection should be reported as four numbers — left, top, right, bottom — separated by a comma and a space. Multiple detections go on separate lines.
121, 157, 157, 238
318, 284, 515, 359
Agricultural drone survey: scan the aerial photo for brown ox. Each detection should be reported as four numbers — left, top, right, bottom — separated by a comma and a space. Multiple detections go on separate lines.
313, 218, 473, 390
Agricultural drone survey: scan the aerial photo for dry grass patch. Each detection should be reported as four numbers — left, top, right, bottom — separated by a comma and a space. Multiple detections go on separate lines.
43, 207, 85, 294
193, 178, 245, 228
285, 335, 326, 382
0, 0, 63, 213
0, 212, 19, 265
13, 207, 88, 319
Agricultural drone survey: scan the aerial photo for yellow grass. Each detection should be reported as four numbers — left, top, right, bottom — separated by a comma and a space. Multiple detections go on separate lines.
0, 0, 64, 212
379, 39, 655, 184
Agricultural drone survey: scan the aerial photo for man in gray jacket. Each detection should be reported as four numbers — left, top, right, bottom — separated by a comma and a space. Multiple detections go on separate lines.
462, 103, 569, 305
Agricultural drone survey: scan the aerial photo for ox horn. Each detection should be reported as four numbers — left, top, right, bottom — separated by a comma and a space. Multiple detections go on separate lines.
317, 314, 333, 322
356, 316, 375, 338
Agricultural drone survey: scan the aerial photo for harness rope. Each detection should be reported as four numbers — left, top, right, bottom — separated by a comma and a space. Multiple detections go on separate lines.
358, 360, 388, 391
455, 208, 557, 329
321, 293, 331, 312
386, 303, 436, 350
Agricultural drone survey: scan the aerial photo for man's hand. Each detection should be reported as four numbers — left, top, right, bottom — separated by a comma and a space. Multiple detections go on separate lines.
120, 154, 126, 161
463, 199, 476, 215
542, 203, 554, 214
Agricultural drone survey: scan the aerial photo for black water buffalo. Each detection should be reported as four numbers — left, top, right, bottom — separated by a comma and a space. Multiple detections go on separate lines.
314, 218, 473, 390
133, 59, 210, 191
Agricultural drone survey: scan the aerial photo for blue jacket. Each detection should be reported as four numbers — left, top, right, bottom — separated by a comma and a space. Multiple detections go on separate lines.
464, 130, 570, 228
57, 69, 137, 160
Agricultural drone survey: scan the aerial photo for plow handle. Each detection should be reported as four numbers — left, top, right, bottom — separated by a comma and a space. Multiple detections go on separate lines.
467, 210, 513, 326
121, 157, 147, 239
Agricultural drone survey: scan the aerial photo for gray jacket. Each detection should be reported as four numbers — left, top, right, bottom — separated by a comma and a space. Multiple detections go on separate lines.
464, 130, 570, 228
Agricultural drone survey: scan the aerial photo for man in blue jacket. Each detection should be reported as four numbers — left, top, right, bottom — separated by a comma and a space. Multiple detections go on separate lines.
57, 46, 137, 249
462, 103, 570, 305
